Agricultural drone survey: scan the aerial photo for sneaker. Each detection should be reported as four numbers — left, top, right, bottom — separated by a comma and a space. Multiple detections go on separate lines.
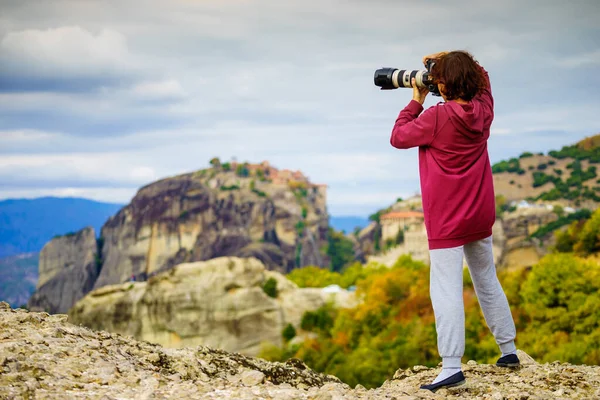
496, 353, 520, 368
420, 371, 466, 392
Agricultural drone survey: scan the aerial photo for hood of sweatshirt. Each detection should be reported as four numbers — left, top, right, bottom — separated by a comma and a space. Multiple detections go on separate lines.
444, 100, 487, 139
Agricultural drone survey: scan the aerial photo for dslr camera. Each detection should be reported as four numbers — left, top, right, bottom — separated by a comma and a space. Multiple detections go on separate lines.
374, 59, 441, 96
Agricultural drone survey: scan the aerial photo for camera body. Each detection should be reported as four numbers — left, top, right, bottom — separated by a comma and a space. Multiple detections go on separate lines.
374, 59, 441, 96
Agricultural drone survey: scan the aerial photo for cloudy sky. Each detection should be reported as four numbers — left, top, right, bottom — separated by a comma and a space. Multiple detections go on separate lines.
1, 0, 599, 216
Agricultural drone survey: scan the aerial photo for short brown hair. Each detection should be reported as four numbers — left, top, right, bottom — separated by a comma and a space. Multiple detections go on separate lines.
431, 51, 488, 101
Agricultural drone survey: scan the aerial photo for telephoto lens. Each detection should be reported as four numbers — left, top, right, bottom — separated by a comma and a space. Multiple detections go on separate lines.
373, 63, 441, 96
373, 68, 431, 90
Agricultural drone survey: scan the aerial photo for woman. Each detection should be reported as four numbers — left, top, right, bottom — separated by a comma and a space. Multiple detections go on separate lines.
389, 50, 518, 392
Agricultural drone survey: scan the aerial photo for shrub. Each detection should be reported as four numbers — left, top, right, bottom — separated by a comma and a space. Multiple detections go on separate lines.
282, 323, 297, 342
532, 172, 553, 188
236, 164, 250, 177
492, 158, 521, 174
220, 184, 240, 191
262, 278, 278, 298
530, 209, 592, 239
295, 244, 303, 267
295, 220, 306, 237
301, 305, 335, 334
384, 238, 395, 251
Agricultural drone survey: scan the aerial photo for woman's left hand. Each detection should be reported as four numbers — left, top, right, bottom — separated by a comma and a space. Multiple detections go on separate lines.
412, 77, 429, 104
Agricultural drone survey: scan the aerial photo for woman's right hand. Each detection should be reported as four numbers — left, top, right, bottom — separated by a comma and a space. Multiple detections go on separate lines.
422, 51, 449, 66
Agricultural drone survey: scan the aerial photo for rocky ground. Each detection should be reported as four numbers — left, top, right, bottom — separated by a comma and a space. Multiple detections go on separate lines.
1, 302, 599, 399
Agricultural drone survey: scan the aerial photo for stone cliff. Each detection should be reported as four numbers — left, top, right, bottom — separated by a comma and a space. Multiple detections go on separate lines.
96, 164, 328, 289
69, 257, 356, 356
2, 302, 599, 399
28, 227, 100, 314
29, 161, 330, 313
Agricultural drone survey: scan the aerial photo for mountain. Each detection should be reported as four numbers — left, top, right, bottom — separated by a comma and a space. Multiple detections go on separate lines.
492, 133, 600, 208
328, 216, 369, 234
0, 197, 123, 258
0, 253, 38, 307
28, 160, 330, 313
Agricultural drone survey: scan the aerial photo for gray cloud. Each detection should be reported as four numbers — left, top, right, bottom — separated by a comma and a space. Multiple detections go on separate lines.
0, 0, 599, 215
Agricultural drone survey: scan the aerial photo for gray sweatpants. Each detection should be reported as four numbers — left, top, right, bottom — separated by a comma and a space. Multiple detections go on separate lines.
429, 236, 516, 368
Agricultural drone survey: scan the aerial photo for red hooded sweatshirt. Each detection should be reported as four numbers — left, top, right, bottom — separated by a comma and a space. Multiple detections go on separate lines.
390, 67, 495, 250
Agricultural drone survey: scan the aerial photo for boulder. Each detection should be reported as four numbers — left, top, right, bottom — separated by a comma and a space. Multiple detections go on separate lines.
69, 257, 356, 356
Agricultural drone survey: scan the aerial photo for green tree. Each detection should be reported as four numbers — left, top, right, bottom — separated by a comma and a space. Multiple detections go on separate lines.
301, 304, 336, 335
519, 254, 600, 364
326, 228, 356, 272
395, 228, 405, 245
574, 208, 600, 255
495, 194, 507, 216
209, 157, 221, 168
554, 226, 576, 253
287, 266, 341, 288
553, 205, 565, 217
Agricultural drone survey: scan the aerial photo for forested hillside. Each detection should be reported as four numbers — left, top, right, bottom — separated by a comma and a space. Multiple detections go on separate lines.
263, 208, 600, 388
493, 134, 600, 207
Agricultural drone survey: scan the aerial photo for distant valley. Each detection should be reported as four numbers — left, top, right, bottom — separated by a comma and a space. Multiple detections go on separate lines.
0, 253, 38, 307
328, 216, 369, 234
0, 197, 123, 258
0, 197, 123, 306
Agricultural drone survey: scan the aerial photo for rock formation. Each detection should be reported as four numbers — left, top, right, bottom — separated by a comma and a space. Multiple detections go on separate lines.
96, 167, 328, 288
28, 227, 100, 314
2, 302, 599, 399
499, 207, 557, 269
69, 257, 357, 356
29, 162, 330, 314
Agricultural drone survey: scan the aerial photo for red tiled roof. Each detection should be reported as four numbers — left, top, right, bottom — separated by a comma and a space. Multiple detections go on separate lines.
380, 211, 424, 220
